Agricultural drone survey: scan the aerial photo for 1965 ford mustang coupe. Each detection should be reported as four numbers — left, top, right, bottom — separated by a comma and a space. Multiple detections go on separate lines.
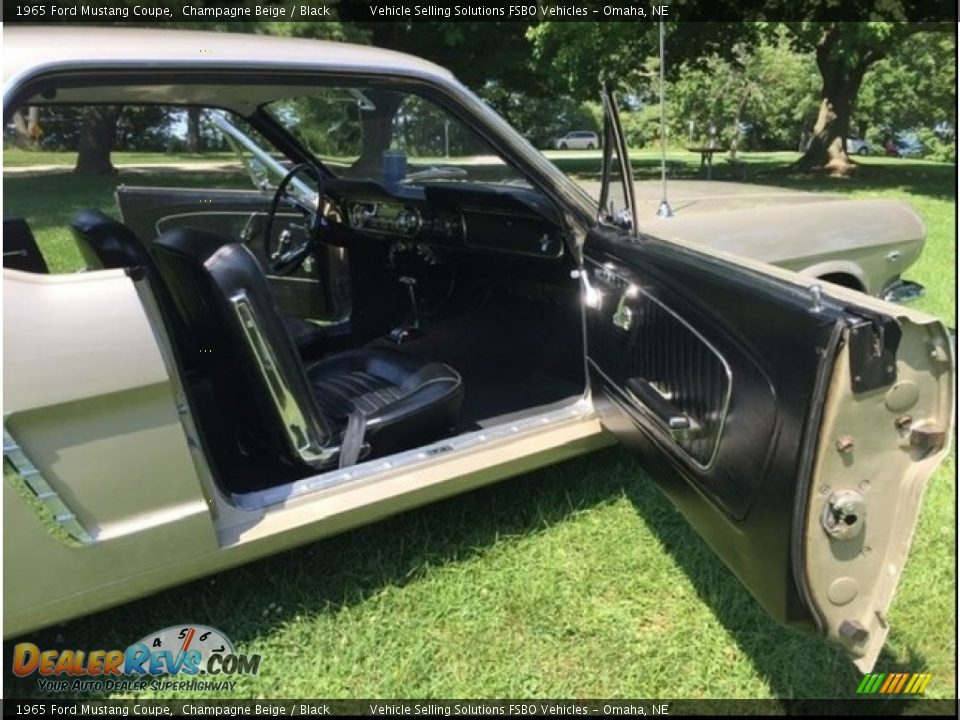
2, 27, 954, 672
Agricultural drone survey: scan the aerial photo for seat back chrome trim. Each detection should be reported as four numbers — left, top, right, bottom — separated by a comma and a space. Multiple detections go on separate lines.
229, 290, 335, 466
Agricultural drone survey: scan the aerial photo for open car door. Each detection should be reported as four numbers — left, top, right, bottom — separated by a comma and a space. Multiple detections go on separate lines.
584, 86, 954, 670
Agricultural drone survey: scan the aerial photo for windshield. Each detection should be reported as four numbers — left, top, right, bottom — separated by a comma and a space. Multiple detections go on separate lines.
263, 86, 528, 188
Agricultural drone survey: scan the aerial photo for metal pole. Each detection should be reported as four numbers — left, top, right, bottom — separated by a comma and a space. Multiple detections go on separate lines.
657, 19, 673, 218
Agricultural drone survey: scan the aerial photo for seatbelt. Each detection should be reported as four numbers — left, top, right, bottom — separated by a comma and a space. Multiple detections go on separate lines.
338, 411, 367, 469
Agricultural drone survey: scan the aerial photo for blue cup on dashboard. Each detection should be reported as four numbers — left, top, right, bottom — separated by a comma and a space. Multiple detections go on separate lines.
383, 150, 407, 186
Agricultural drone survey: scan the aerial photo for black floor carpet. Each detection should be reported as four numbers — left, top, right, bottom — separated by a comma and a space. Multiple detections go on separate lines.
368, 289, 584, 430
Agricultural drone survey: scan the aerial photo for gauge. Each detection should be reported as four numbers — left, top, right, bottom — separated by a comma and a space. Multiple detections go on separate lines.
133, 624, 234, 666
396, 207, 422, 235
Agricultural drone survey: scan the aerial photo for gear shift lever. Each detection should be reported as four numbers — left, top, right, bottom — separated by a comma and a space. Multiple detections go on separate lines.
388, 275, 423, 344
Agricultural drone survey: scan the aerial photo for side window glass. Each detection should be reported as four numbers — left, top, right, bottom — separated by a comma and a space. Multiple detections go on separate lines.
4, 104, 254, 273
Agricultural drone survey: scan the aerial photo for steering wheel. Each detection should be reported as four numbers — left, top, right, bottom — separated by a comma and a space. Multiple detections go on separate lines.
264, 163, 326, 275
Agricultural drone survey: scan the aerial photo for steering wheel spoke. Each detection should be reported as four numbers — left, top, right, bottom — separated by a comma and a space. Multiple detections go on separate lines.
264, 163, 326, 275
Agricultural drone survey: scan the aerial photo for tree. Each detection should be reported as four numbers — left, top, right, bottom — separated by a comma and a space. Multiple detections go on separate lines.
67, 15, 362, 174
75, 106, 122, 175
356, 21, 541, 97
186, 108, 202, 153
527, 21, 760, 101
855, 31, 956, 144
669, 28, 818, 154
10, 107, 42, 149
784, 22, 941, 174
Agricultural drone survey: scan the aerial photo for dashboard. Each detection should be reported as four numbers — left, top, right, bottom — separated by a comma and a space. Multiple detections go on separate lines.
332, 181, 567, 260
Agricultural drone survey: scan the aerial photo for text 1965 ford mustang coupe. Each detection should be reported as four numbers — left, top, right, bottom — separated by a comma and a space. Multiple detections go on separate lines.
2, 28, 954, 672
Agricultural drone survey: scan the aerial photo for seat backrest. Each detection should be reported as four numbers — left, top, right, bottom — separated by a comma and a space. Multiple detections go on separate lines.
69, 209, 154, 271
151, 227, 332, 468
68, 208, 198, 368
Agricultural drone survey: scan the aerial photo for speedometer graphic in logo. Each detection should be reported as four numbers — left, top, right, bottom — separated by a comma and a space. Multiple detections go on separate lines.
134, 625, 234, 667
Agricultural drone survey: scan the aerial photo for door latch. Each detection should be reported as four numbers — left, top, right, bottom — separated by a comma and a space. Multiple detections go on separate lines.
821, 490, 866, 540
848, 316, 900, 393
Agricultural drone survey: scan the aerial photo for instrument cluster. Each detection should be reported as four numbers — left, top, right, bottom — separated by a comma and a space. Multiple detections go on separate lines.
347, 200, 463, 242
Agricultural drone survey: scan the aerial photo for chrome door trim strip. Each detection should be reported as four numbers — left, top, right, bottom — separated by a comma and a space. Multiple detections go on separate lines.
230, 397, 595, 510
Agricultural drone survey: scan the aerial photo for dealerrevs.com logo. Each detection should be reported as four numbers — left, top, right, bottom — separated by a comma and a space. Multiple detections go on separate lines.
12, 625, 261, 693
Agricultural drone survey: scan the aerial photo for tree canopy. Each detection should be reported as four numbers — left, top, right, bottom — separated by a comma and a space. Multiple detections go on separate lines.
12, 18, 954, 175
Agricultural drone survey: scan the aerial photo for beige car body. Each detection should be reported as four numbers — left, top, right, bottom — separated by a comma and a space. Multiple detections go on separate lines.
2, 28, 954, 674
581, 180, 927, 298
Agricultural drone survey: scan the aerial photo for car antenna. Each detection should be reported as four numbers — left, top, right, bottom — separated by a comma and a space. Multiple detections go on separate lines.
656, 20, 673, 218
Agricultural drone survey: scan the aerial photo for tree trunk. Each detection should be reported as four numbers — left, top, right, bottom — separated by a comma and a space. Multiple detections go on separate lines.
729, 87, 752, 161
11, 107, 42, 149
11, 110, 30, 147
795, 31, 871, 176
74, 106, 122, 175
186, 107, 201, 153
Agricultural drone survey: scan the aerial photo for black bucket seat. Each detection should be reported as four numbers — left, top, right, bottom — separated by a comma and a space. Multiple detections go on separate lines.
150, 226, 463, 474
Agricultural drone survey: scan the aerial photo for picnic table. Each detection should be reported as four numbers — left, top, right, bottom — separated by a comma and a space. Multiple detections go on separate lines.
687, 146, 726, 180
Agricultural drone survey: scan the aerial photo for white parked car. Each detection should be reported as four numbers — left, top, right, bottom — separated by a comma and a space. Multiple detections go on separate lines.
554, 130, 599, 150
846, 137, 872, 156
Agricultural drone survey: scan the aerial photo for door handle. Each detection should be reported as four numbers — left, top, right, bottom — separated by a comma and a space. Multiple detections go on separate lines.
239, 213, 261, 243
625, 377, 697, 440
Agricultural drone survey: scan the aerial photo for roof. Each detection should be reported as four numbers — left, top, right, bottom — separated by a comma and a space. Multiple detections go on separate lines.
2, 26, 454, 89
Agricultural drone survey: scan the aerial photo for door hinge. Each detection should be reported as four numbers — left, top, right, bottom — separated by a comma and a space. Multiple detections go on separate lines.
847, 315, 901, 394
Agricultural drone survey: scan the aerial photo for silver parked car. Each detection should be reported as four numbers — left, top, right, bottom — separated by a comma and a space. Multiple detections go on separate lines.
2, 28, 954, 675
846, 137, 872, 156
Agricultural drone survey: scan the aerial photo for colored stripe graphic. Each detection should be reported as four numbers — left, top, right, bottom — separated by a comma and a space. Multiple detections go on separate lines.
857, 673, 884, 694
893, 674, 909, 693
857, 672, 932, 695
880, 674, 897, 693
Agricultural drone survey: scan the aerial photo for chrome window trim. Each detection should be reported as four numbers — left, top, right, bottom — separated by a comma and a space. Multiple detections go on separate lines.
153, 210, 301, 240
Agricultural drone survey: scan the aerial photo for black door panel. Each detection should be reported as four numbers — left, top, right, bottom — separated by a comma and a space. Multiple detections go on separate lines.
588, 263, 736, 469
585, 228, 847, 626
115, 186, 351, 324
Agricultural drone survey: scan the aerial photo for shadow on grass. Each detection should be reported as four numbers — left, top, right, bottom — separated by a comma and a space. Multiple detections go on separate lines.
2, 447, 933, 701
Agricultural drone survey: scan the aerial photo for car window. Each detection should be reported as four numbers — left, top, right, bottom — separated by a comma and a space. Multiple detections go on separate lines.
3, 104, 258, 274
264, 86, 527, 188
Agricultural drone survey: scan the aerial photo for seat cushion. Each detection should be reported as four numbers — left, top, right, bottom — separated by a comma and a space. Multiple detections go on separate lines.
307, 348, 464, 457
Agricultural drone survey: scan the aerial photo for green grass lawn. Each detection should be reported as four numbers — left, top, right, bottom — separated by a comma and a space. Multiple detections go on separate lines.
3, 148, 238, 168
3, 154, 956, 700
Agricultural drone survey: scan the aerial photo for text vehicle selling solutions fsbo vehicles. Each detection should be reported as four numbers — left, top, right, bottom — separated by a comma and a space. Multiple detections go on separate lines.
2, 27, 954, 673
